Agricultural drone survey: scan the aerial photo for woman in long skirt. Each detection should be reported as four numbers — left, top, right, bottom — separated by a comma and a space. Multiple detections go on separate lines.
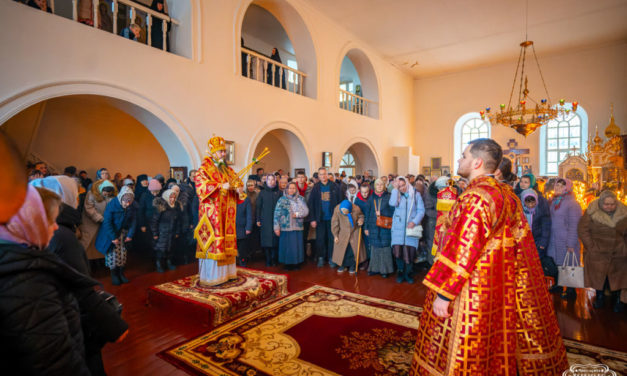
274, 182, 309, 270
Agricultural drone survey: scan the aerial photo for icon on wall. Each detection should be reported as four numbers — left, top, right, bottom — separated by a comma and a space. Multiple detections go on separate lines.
441, 166, 450, 176
225, 141, 235, 165
322, 152, 332, 168
430, 157, 442, 170
170, 166, 188, 183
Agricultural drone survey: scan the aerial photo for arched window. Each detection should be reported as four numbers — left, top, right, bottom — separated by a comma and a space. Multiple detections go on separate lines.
539, 103, 588, 176
339, 151, 356, 176
454, 113, 490, 172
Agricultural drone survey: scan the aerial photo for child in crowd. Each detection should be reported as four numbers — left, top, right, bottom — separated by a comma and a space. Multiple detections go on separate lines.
151, 189, 181, 272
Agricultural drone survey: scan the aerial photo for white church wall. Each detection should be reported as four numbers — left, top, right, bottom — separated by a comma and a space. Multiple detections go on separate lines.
0, 0, 415, 178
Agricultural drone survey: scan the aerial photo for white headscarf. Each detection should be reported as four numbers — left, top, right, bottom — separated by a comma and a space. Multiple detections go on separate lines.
162, 189, 177, 208
345, 179, 359, 203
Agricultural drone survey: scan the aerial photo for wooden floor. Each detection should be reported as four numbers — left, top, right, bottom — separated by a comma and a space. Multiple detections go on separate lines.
96, 253, 627, 376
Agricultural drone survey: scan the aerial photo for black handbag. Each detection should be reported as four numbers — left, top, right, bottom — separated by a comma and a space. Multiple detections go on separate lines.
540, 256, 558, 279
97, 290, 123, 315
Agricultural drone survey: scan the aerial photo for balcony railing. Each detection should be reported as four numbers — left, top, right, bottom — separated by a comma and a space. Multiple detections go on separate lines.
45, 0, 180, 51
339, 89, 376, 117
241, 47, 307, 96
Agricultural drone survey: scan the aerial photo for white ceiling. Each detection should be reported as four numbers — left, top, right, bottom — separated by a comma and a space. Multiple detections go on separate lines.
303, 0, 627, 78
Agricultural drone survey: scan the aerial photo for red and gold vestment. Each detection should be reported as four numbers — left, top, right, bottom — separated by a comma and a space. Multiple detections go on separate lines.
411, 175, 568, 376
194, 156, 244, 266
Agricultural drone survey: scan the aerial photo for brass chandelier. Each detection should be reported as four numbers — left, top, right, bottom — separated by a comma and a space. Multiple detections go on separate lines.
480, 4, 576, 136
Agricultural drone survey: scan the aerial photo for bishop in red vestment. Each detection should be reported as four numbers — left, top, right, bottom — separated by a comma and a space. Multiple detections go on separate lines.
411, 139, 568, 376
194, 136, 246, 286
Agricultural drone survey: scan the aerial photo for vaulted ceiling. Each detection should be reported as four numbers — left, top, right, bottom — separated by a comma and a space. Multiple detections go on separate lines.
303, 0, 627, 78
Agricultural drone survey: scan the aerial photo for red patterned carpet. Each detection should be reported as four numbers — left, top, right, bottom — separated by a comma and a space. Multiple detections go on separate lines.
147, 268, 288, 326
158, 285, 627, 376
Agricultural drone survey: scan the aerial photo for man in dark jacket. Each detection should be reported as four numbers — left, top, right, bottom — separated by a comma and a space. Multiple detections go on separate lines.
256, 174, 281, 266
236, 196, 253, 266
308, 168, 342, 267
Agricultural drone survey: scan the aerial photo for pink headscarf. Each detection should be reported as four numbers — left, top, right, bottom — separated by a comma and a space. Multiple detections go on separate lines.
0, 185, 51, 249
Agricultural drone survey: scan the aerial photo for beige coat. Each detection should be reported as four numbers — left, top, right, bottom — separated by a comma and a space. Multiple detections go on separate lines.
331, 205, 366, 266
79, 180, 117, 259
578, 198, 627, 292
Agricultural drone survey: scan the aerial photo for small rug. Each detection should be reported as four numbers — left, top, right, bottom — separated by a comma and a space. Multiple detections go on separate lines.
148, 268, 288, 326
158, 285, 627, 376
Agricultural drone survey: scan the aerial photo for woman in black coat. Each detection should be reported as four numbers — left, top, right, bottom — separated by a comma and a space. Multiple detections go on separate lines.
0, 186, 105, 375
266, 47, 286, 89
150, 0, 170, 51
151, 189, 181, 272
33, 176, 129, 376
256, 174, 281, 266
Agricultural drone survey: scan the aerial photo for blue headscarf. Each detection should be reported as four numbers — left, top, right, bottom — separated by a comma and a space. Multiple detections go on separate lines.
339, 199, 354, 227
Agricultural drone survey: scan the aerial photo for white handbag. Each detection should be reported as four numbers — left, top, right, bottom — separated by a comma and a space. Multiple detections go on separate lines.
404, 193, 423, 238
557, 250, 584, 288
406, 224, 423, 238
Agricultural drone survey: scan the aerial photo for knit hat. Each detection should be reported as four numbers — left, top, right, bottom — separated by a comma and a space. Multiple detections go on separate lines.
148, 179, 162, 192
98, 179, 115, 193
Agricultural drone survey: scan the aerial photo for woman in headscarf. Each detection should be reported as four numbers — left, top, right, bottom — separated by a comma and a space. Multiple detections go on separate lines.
365, 178, 394, 278
80, 178, 118, 262
266, 47, 286, 89
331, 199, 366, 274
151, 188, 181, 272
95, 186, 137, 285
578, 190, 627, 312
0, 186, 102, 374
389, 176, 425, 284
256, 174, 281, 266
273, 181, 309, 270
520, 188, 552, 259
30, 177, 129, 375
345, 179, 359, 203
547, 178, 582, 300
150, 0, 170, 51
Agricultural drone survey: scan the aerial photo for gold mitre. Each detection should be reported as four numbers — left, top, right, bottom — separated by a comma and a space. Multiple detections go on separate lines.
208, 136, 226, 154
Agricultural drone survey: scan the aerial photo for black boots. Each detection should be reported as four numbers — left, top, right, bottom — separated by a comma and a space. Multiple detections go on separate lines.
118, 267, 129, 284
166, 258, 176, 271
156, 259, 164, 273
613, 292, 625, 313
111, 268, 129, 285
593, 290, 605, 309
111, 269, 122, 286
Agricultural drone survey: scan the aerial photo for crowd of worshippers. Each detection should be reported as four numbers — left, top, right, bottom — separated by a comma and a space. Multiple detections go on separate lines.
14, 0, 171, 49
22, 159, 627, 314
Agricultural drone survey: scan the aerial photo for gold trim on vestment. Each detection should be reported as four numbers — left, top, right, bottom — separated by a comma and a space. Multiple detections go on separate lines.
437, 255, 470, 279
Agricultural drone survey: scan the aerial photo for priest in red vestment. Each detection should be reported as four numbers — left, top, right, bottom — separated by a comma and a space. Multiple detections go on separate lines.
194, 136, 246, 286
411, 138, 568, 376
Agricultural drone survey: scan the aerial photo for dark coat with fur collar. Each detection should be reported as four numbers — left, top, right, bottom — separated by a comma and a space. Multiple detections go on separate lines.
151, 197, 181, 254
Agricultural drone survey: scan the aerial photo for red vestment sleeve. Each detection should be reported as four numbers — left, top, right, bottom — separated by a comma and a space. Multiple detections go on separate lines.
196, 167, 220, 203
423, 191, 494, 300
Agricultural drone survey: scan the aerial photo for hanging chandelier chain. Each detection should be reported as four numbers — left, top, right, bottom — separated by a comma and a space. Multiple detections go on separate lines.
518, 45, 528, 102
531, 44, 552, 104
508, 47, 524, 110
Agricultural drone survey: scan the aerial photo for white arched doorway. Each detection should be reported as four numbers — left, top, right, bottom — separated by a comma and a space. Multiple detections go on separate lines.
236, 0, 318, 98
247, 123, 311, 178
337, 140, 380, 177
336, 46, 380, 119
0, 82, 200, 170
